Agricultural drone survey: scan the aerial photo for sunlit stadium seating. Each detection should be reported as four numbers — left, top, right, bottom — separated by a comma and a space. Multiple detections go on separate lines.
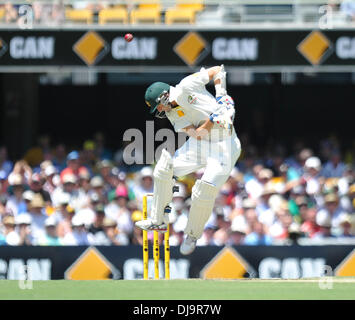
130, 1, 162, 24
65, 7, 94, 24
0, 7, 5, 21
165, 0, 204, 24
98, 7, 129, 24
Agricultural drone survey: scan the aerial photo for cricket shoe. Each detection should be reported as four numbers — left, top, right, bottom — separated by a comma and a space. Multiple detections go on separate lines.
135, 218, 168, 233
180, 235, 197, 255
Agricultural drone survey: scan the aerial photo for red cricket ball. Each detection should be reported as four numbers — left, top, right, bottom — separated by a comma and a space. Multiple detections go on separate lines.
124, 33, 133, 42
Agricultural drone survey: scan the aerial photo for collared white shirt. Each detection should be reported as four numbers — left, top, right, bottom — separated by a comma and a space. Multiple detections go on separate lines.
166, 68, 220, 133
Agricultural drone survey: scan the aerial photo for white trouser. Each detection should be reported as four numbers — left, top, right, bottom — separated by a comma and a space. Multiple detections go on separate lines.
173, 128, 241, 189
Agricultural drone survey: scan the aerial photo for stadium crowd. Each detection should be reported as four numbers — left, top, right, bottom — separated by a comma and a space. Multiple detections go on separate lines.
2, 0, 355, 25
0, 132, 354, 247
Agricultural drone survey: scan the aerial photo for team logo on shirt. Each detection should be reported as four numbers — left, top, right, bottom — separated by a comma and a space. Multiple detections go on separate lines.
187, 94, 197, 104
175, 106, 185, 117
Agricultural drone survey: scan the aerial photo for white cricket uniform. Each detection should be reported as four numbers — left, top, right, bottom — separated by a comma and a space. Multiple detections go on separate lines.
166, 68, 241, 188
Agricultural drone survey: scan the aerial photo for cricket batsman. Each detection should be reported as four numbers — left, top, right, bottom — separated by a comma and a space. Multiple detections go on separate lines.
135, 65, 241, 255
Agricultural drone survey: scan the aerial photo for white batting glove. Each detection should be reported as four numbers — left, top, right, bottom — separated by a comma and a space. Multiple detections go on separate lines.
209, 112, 233, 131
216, 95, 235, 122
213, 64, 227, 97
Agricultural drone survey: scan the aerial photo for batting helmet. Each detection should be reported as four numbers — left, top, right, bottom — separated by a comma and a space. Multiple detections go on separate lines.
145, 82, 170, 114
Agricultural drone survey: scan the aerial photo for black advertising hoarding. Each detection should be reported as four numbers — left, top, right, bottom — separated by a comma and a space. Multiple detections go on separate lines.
0, 245, 354, 280
0, 28, 355, 69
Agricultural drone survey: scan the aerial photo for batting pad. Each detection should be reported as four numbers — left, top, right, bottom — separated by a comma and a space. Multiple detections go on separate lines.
185, 179, 219, 239
151, 149, 175, 225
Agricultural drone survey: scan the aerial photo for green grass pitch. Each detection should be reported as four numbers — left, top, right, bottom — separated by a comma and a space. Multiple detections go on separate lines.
0, 278, 354, 300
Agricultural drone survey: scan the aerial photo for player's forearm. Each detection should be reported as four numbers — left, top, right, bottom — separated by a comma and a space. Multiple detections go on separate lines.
207, 66, 222, 82
183, 119, 214, 140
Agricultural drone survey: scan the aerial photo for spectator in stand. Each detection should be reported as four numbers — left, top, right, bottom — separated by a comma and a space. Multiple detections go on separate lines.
74, 192, 99, 227
2, 215, 20, 245
340, 0, 355, 22
316, 193, 348, 231
131, 210, 146, 245
0, 194, 8, 220
97, 159, 114, 191
228, 218, 247, 245
237, 145, 258, 182
93, 132, 112, 160
215, 185, 233, 220
0, 146, 13, 178
37, 216, 62, 246
71, 1, 91, 10
338, 214, 354, 237
15, 213, 33, 245
29, 172, 51, 206
245, 167, 274, 200
197, 225, 218, 246
90, 175, 107, 205
293, 195, 311, 224
52, 143, 67, 173
170, 183, 188, 232
346, 184, 355, 214
131, 166, 154, 210
22, 190, 35, 212
256, 182, 277, 228
226, 168, 247, 215
0, 171, 8, 194
51, 192, 70, 223
4, 2, 18, 23
77, 167, 92, 195
287, 223, 303, 245
56, 203, 75, 238
322, 151, 347, 178
212, 208, 232, 246
42, 165, 58, 194
286, 148, 313, 178
27, 193, 47, 243
32, 1, 47, 24
105, 185, 133, 236
313, 211, 334, 238
268, 145, 287, 177
338, 165, 355, 202
62, 215, 90, 245
303, 157, 324, 207
23, 134, 51, 168
230, 198, 255, 237
51, 0, 65, 24
300, 207, 321, 238
5, 173, 27, 216
87, 204, 106, 244
60, 151, 88, 182
10, 160, 32, 187
102, 217, 129, 245
52, 173, 79, 208
244, 221, 273, 245
268, 200, 293, 239
81, 140, 97, 172
0, 234, 5, 245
